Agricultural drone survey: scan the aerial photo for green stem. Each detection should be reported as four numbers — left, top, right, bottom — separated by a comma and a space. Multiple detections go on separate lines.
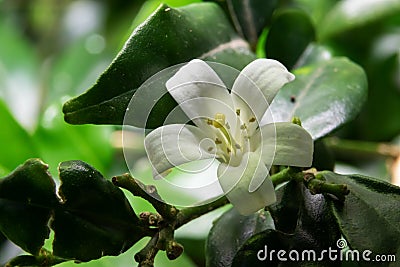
175, 196, 229, 228
325, 137, 400, 159
270, 167, 349, 201
305, 172, 349, 201
270, 167, 303, 187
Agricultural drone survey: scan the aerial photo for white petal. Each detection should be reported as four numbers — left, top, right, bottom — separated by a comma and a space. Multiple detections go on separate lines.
144, 124, 216, 179
217, 152, 276, 215
260, 122, 313, 167
231, 59, 295, 122
166, 59, 237, 131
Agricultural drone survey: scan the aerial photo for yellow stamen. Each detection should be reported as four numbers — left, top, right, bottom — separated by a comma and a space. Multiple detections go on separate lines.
213, 113, 225, 128
249, 117, 256, 123
236, 109, 241, 116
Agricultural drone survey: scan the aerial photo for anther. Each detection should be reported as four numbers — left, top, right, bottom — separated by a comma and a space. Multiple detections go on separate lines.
235, 143, 241, 149
240, 124, 247, 130
213, 113, 225, 128
207, 147, 213, 152
249, 117, 256, 123
236, 109, 241, 116
215, 138, 222, 145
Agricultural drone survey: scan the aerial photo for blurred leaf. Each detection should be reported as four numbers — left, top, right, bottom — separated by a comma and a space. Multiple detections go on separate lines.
269, 57, 368, 140
52, 160, 144, 262
292, 0, 337, 26
0, 159, 57, 255
33, 103, 113, 176
62, 3, 255, 126
358, 53, 400, 141
266, 9, 315, 69
319, 0, 400, 40
176, 237, 206, 266
312, 140, 335, 171
322, 172, 400, 262
0, 18, 40, 129
0, 101, 40, 172
212, 0, 277, 47
205, 208, 274, 267
233, 182, 340, 266
293, 43, 333, 69
47, 37, 111, 105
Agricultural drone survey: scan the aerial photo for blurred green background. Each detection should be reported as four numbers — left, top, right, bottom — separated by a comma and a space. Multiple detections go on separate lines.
0, 0, 399, 266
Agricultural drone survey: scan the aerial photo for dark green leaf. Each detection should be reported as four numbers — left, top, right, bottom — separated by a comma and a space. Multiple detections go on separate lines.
0, 159, 57, 255
234, 182, 341, 266
219, 0, 277, 47
52, 160, 144, 262
265, 9, 315, 69
232, 229, 292, 267
205, 208, 274, 267
5, 248, 67, 267
62, 3, 255, 126
319, 0, 400, 40
289, 184, 341, 258
312, 140, 335, 171
322, 171, 400, 263
357, 53, 400, 141
269, 57, 368, 140
269, 180, 302, 233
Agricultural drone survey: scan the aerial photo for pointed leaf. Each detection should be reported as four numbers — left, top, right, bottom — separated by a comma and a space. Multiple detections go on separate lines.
268, 57, 367, 140
265, 9, 316, 69
52, 161, 144, 262
205, 208, 274, 267
322, 171, 400, 261
0, 159, 57, 255
62, 3, 255, 126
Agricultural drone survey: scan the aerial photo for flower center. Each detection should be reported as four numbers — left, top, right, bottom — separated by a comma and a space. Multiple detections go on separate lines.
206, 109, 257, 166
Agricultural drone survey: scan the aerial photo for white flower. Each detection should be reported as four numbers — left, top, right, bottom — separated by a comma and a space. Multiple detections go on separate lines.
144, 59, 313, 215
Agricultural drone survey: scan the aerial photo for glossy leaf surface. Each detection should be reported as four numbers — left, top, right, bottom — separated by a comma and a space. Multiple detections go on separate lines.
0, 159, 57, 255
52, 160, 143, 261
268, 58, 368, 140
62, 3, 255, 126
205, 208, 274, 267
233, 182, 340, 266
